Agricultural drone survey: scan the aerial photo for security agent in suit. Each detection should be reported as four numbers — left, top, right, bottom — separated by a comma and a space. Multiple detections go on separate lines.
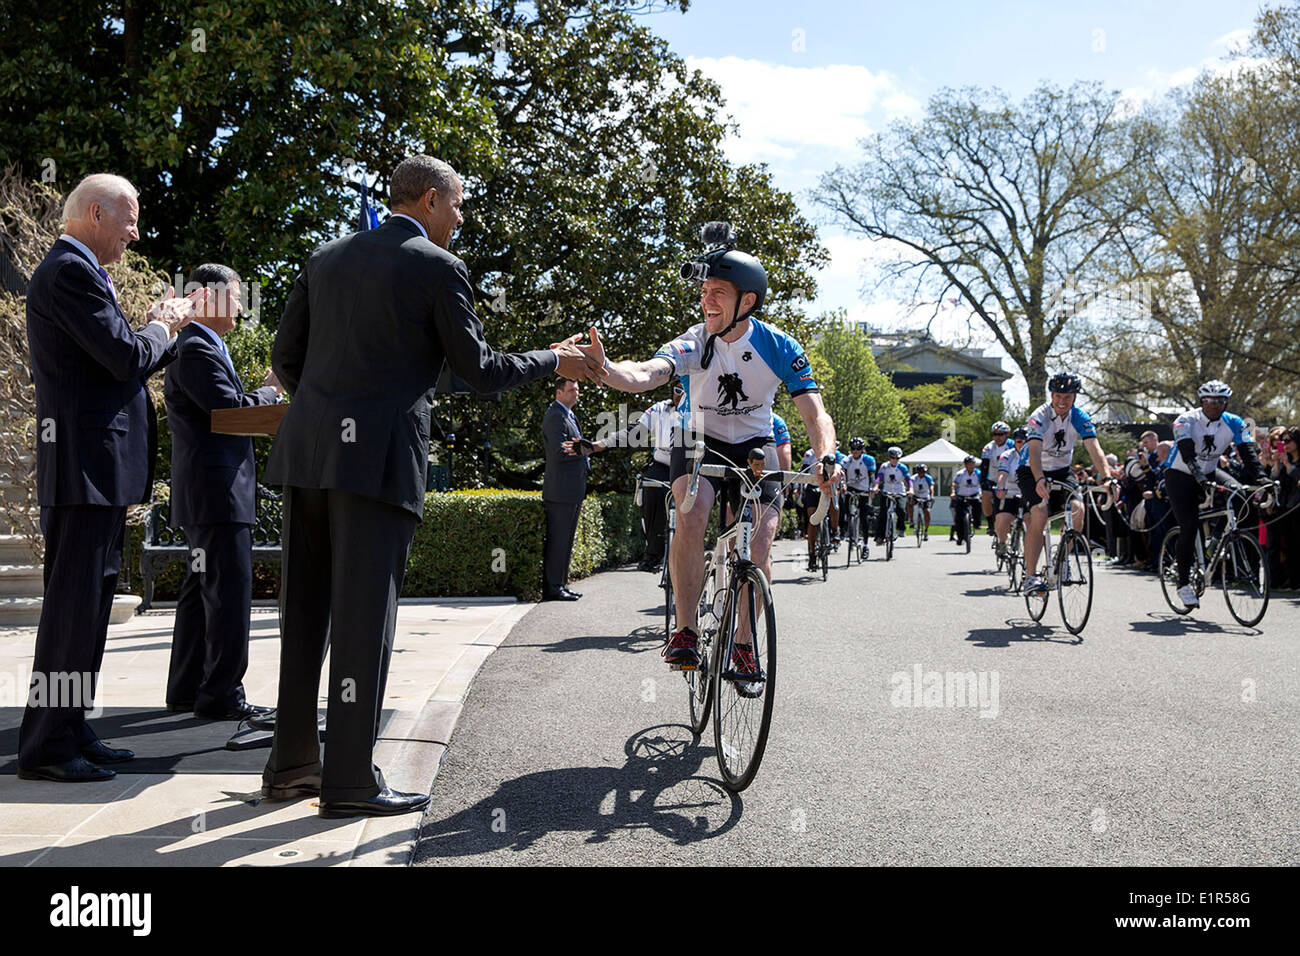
20, 173, 203, 783
261, 155, 601, 818
163, 263, 283, 720
542, 379, 594, 600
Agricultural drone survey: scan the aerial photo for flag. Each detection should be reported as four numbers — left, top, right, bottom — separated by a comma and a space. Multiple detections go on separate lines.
357, 176, 380, 232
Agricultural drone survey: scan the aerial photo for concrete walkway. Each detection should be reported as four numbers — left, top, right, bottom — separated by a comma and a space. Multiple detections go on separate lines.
0, 598, 531, 867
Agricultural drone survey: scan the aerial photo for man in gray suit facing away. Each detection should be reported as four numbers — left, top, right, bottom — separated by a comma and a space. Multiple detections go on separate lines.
261, 155, 601, 818
541, 378, 596, 601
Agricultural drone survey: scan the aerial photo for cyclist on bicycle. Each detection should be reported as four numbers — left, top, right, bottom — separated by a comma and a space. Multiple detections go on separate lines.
981, 421, 1013, 535
1017, 371, 1116, 596
874, 446, 910, 544
951, 455, 982, 547
1163, 380, 1264, 608
830, 441, 851, 546
579, 225, 840, 670
909, 463, 934, 539
993, 427, 1028, 555
844, 437, 876, 560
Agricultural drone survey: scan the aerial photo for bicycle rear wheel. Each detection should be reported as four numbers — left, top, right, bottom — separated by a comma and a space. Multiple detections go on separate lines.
915, 509, 922, 547
686, 554, 718, 735
1157, 529, 1193, 616
713, 563, 776, 792
885, 508, 895, 561
846, 504, 857, 567
1220, 531, 1269, 627
1056, 529, 1094, 634
1007, 521, 1023, 592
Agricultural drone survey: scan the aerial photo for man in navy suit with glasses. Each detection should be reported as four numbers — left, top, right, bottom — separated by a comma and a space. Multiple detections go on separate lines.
20, 173, 204, 782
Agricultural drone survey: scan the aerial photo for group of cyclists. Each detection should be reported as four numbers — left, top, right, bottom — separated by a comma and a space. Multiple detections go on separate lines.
598, 227, 1274, 681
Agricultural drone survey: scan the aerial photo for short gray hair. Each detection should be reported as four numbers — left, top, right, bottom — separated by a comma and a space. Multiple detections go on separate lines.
188, 262, 241, 290
63, 174, 138, 221
389, 155, 459, 207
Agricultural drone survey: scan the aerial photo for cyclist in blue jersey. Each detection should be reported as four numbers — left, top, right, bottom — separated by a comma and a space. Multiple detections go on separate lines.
908, 463, 935, 539
992, 426, 1028, 556
1017, 371, 1116, 596
843, 437, 876, 560
580, 229, 839, 671
874, 446, 911, 544
1163, 380, 1264, 608
980, 421, 1013, 535
951, 455, 983, 546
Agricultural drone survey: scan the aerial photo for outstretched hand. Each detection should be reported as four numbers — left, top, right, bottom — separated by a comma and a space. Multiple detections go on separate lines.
552, 326, 608, 383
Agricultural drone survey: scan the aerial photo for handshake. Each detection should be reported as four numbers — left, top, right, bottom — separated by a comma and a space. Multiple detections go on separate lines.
549, 327, 610, 383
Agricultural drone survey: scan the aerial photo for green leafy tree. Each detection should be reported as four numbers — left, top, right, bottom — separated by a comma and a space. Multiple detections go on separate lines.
0, 0, 499, 322
897, 378, 963, 450
802, 316, 908, 452
954, 391, 1025, 457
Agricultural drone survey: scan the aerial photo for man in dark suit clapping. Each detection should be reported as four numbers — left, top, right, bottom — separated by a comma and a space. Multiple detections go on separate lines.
20, 174, 203, 782
163, 263, 283, 720
261, 155, 602, 817
542, 379, 596, 600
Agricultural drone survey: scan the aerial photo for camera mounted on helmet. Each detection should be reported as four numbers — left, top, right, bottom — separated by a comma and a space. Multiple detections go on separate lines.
681, 221, 769, 369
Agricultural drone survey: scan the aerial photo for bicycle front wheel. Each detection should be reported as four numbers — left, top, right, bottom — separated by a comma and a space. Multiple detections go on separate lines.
1220, 531, 1269, 627
1007, 521, 1023, 592
713, 564, 776, 792
915, 510, 922, 547
885, 510, 895, 561
1056, 530, 1094, 634
1158, 529, 1192, 616
686, 555, 718, 736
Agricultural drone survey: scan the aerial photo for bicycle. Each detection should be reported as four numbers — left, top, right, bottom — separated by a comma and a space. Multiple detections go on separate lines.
1157, 480, 1276, 627
815, 489, 837, 580
675, 441, 831, 792
953, 496, 978, 554
843, 490, 868, 566
1023, 479, 1113, 635
636, 473, 676, 643
1004, 510, 1026, 593
878, 491, 907, 560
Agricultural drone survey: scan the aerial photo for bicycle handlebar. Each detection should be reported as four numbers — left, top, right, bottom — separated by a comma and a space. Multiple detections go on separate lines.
679, 441, 835, 525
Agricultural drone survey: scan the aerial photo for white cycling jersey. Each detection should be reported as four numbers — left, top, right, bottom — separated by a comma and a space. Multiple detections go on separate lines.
996, 445, 1023, 498
877, 462, 911, 495
844, 453, 876, 492
952, 469, 982, 497
1164, 409, 1252, 477
981, 438, 1013, 476
912, 473, 934, 501
1022, 402, 1097, 471
655, 318, 817, 444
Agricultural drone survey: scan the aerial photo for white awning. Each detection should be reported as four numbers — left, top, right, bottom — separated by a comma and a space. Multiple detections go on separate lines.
900, 438, 975, 464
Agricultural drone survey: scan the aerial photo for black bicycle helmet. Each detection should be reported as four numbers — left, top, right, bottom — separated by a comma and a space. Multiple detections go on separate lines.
1047, 370, 1082, 394
849, 437, 865, 450
1011, 426, 1028, 440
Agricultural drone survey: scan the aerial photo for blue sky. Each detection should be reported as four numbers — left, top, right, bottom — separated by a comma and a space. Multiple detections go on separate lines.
637, 0, 1265, 402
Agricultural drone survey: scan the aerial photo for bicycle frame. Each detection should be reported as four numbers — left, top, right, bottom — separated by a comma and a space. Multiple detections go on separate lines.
1185, 482, 1276, 587
1030, 480, 1112, 584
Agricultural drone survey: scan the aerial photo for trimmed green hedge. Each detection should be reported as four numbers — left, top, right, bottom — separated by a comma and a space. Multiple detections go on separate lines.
126, 489, 643, 603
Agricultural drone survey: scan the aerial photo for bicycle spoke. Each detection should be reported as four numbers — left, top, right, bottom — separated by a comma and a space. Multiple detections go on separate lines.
1221, 532, 1269, 627
713, 565, 776, 792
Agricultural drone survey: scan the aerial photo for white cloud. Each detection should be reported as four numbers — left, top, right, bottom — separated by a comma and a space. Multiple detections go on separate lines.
685, 56, 921, 168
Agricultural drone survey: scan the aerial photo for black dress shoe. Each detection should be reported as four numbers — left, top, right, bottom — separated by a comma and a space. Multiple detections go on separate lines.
262, 771, 322, 801
194, 701, 274, 721
165, 701, 195, 713
318, 787, 431, 819
542, 590, 580, 602
82, 740, 134, 764
561, 587, 582, 598
17, 757, 116, 782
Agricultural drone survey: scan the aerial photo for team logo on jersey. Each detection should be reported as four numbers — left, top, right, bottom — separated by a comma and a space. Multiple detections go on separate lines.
1052, 429, 1067, 453
742, 350, 752, 362
790, 354, 809, 372
1202, 434, 1217, 457
716, 373, 749, 410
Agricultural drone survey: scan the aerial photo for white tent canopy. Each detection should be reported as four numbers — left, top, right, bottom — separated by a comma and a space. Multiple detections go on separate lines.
901, 438, 974, 465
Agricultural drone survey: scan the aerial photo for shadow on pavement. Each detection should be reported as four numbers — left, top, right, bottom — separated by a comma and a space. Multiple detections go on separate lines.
964, 619, 1081, 648
508, 625, 664, 655
416, 724, 742, 859
1128, 612, 1260, 638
